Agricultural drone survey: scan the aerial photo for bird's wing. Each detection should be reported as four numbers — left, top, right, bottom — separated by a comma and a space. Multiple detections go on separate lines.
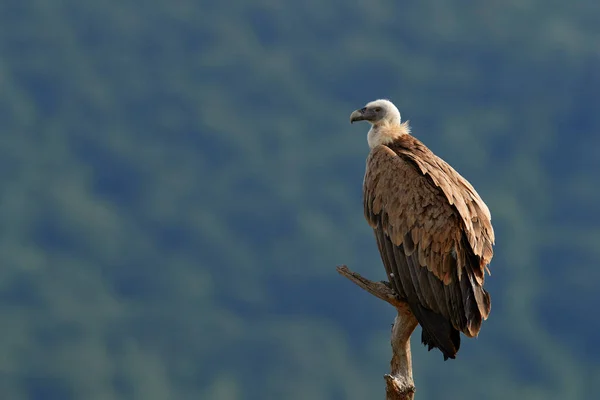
400, 141, 495, 280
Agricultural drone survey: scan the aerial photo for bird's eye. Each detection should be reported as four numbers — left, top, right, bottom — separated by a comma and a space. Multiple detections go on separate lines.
374, 107, 381, 112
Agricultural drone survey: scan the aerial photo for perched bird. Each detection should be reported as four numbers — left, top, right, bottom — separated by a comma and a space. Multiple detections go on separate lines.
350, 99, 494, 360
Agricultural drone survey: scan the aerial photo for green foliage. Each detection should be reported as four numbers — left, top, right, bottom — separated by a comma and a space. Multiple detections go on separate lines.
0, 0, 599, 398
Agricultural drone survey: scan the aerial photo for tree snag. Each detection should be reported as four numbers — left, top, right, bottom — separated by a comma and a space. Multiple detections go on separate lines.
336, 265, 418, 400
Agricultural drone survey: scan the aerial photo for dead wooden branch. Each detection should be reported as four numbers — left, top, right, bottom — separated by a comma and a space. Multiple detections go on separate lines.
336, 265, 418, 400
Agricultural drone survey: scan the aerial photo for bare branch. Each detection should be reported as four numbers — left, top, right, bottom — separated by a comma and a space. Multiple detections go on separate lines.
337, 265, 418, 400
385, 307, 418, 400
335, 265, 401, 307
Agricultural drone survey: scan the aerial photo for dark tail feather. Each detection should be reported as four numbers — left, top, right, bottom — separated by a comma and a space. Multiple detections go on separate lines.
411, 302, 460, 360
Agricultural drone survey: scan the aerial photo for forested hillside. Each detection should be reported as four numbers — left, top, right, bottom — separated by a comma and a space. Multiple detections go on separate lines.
1, 0, 599, 399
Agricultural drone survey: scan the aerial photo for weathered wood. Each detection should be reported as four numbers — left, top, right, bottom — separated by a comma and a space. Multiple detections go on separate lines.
336, 265, 418, 400
385, 305, 418, 400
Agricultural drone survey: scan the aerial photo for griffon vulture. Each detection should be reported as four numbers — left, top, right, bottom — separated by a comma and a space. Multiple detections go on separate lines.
350, 99, 494, 360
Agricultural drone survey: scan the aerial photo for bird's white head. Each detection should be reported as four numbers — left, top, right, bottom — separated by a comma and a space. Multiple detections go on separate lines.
350, 99, 409, 149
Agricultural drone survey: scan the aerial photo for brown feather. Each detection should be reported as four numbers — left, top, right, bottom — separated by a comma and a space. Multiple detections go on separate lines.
363, 133, 494, 357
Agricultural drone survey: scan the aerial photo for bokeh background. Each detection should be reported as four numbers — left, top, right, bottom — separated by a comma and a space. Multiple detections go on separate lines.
1, 0, 599, 399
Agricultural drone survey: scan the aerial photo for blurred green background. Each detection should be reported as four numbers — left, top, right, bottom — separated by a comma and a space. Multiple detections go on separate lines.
1, 0, 599, 399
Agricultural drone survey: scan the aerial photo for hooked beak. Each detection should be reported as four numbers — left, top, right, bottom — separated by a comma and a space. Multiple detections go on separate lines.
350, 107, 371, 123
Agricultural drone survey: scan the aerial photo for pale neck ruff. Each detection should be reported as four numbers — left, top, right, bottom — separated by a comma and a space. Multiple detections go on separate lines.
367, 123, 408, 149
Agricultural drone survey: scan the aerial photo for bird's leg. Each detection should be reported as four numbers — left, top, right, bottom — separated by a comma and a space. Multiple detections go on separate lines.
336, 265, 418, 400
